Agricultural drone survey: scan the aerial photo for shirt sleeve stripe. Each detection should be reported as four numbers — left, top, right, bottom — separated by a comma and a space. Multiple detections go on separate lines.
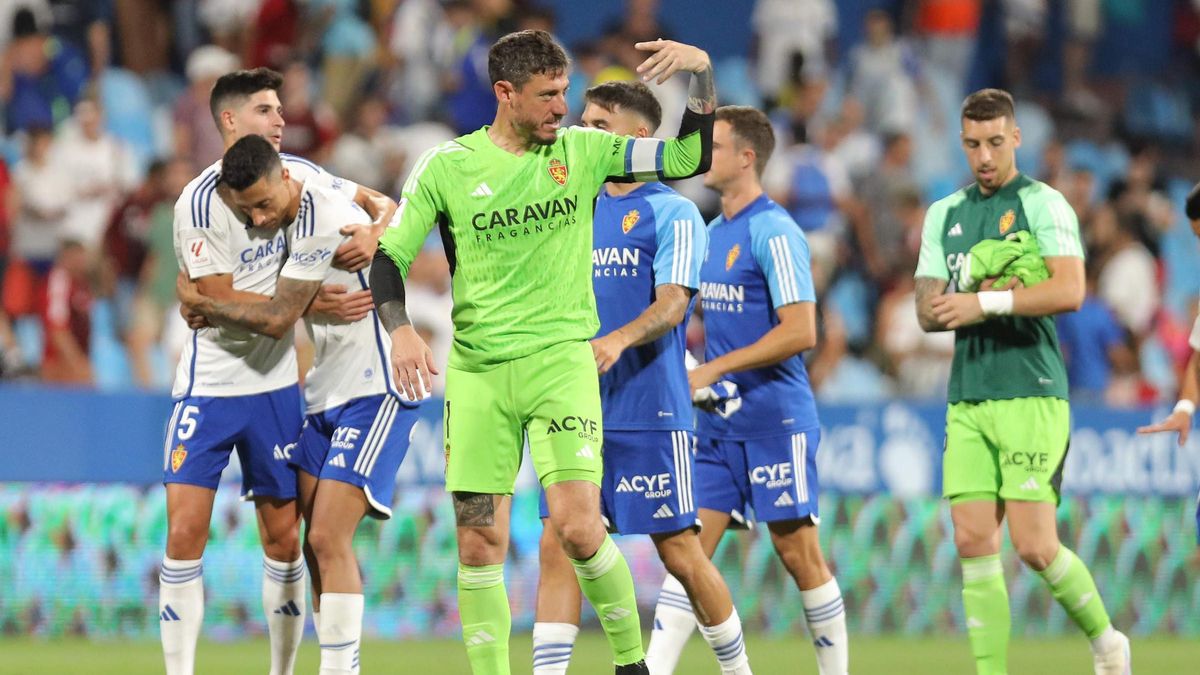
190, 170, 218, 229
280, 153, 320, 172
768, 235, 799, 305
670, 219, 682, 284
680, 219, 695, 286
201, 172, 219, 230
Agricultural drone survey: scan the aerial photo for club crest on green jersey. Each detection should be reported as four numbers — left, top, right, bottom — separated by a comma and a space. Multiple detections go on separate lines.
548, 158, 568, 185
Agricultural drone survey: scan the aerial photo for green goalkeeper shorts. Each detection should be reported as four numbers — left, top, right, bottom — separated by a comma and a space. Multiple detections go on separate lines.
943, 397, 1070, 504
443, 340, 603, 495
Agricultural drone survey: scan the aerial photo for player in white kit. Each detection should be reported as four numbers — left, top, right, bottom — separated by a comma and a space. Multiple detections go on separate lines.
159, 68, 394, 675
177, 134, 423, 675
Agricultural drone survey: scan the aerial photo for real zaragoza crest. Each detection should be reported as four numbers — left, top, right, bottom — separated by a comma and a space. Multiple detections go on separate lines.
548, 158, 568, 185
621, 209, 639, 233
999, 209, 1016, 235
171, 444, 188, 473
725, 244, 741, 270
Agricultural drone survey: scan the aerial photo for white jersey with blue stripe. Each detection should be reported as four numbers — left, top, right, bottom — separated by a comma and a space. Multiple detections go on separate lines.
592, 182, 706, 431
698, 194, 819, 440
171, 154, 357, 399
284, 178, 410, 414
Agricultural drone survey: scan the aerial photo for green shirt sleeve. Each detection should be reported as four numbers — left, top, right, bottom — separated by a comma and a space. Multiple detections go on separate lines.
915, 195, 954, 280
1019, 181, 1084, 259
377, 143, 452, 277
571, 126, 706, 185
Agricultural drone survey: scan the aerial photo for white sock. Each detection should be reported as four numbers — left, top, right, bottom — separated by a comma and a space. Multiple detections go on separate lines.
698, 607, 751, 674
645, 574, 697, 675
318, 593, 364, 675
263, 555, 307, 675
160, 556, 204, 675
532, 621, 579, 674
802, 577, 849, 675
1090, 625, 1121, 654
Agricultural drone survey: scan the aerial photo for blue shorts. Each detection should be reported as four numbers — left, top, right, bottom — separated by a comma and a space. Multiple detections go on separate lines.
292, 394, 420, 519
539, 429, 698, 535
162, 385, 303, 500
694, 430, 821, 525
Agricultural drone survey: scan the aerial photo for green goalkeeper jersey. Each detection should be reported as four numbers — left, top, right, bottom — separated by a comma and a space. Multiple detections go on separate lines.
915, 174, 1084, 403
379, 124, 707, 371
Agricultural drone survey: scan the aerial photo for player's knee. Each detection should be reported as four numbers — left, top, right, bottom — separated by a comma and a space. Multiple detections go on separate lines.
1012, 537, 1057, 571
771, 533, 825, 577
654, 534, 703, 581
305, 524, 347, 562
260, 525, 301, 560
953, 526, 995, 557
166, 519, 209, 557
554, 520, 604, 560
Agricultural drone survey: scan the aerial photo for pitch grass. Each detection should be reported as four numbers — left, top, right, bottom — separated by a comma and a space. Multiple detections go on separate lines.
0, 633, 1191, 673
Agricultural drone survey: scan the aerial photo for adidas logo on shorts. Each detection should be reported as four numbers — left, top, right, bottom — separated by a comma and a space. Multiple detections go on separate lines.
774, 491, 795, 508
329, 453, 347, 468
576, 445, 595, 459
1020, 477, 1039, 491
652, 504, 675, 519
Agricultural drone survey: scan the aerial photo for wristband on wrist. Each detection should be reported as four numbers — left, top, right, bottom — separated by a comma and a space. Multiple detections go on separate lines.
977, 290, 1014, 316
1173, 399, 1195, 417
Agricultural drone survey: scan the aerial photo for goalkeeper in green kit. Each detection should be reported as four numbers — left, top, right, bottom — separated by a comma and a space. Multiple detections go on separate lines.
369, 30, 716, 674
915, 89, 1131, 675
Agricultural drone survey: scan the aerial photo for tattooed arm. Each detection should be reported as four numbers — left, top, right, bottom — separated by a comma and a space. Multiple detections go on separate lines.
592, 283, 693, 375
915, 276, 951, 332
178, 274, 320, 339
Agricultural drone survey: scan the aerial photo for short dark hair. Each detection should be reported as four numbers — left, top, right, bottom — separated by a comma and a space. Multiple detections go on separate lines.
220, 135, 281, 191
584, 80, 662, 132
716, 106, 775, 177
487, 30, 570, 89
209, 68, 284, 127
961, 88, 1016, 123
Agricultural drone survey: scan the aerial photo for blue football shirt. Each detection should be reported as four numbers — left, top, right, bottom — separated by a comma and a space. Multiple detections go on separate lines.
698, 194, 819, 440
592, 182, 707, 431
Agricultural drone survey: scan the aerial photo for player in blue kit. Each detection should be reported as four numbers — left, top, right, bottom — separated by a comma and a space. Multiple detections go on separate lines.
161, 69, 393, 675
531, 82, 751, 675
176, 135, 420, 675
648, 106, 849, 675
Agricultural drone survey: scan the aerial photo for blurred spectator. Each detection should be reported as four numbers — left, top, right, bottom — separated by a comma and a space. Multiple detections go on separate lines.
329, 96, 403, 193
198, 0, 261, 56
126, 157, 189, 389
844, 9, 926, 135
752, 0, 836, 105
102, 157, 174, 332
0, 305, 25, 376
54, 95, 139, 250
245, 0, 300, 69
173, 45, 240, 169
112, 0, 170, 75
913, 0, 980, 90
278, 60, 337, 164
0, 0, 51, 53
39, 239, 92, 385
4, 126, 64, 319
444, 3, 493, 134
306, 0, 377, 120
856, 132, 918, 281
46, 0, 113, 75
1090, 204, 1158, 338
1056, 272, 1135, 405
0, 7, 88, 133
602, 0, 671, 45
385, 0, 457, 122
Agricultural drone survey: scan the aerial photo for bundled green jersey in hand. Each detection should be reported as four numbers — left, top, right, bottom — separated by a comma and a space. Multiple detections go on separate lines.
957, 230, 1050, 292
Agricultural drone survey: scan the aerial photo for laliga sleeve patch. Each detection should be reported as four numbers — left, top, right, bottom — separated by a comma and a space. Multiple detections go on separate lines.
185, 237, 211, 267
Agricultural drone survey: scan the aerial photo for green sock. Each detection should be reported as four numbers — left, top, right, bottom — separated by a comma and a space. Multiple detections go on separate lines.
1037, 546, 1112, 639
961, 555, 1010, 675
457, 563, 510, 675
570, 535, 644, 666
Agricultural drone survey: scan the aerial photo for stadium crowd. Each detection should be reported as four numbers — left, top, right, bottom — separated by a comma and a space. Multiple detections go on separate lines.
0, 0, 1198, 407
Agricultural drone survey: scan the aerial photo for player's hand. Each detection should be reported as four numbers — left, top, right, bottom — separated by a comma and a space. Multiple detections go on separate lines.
309, 283, 374, 322
688, 362, 720, 397
634, 39, 711, 84
333, 223, 380, 272
1137, 411, 1192, 446
388, 324, 437, 401
591, 331, 629, 375
930, 292, 985, 330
